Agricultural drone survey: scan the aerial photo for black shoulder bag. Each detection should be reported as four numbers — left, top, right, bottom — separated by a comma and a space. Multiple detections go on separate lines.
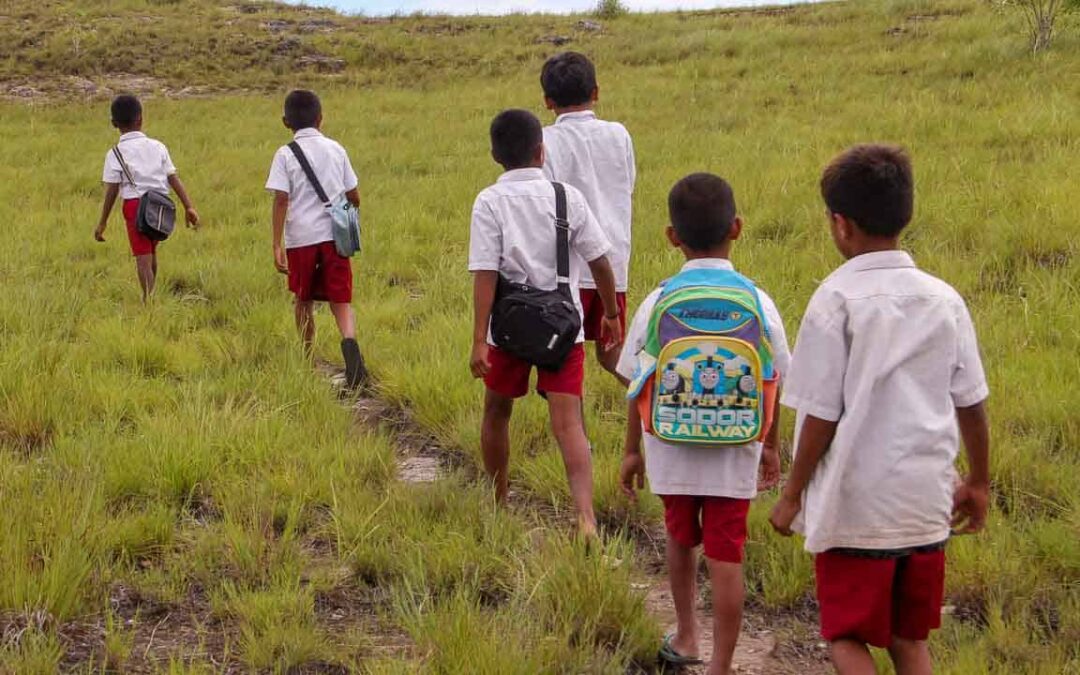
490, 182, 582, 371
112, 146, 176, 242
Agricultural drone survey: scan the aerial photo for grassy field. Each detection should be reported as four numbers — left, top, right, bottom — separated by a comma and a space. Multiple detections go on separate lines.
1, 0, 1079, 672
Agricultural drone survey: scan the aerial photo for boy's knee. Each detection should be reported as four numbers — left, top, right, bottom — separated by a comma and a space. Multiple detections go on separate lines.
483, 392, 513, 420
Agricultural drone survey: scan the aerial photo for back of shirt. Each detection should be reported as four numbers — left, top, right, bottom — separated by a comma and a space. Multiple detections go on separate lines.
782, 251, 990, 553
102, 131, 176, 201
265, 128, 358, 249
468, 168, 612, 344
542, 111, 635, 291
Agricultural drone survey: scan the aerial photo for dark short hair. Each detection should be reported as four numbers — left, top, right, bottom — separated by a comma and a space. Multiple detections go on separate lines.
111, 95, 142, 126
490, 109, 542, 169
284, 89, 321, 130
821, 144, 914, 237
668, 173, 738, 252
540, 52, 597, 107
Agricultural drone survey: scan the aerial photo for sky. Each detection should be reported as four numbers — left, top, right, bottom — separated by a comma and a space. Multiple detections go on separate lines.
286, 0, 812, 16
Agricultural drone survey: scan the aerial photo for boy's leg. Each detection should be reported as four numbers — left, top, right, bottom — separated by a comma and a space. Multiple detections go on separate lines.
135, 254, 155, 303
329, 302, 356, 339
699, 497, 751, 674
829, 640, 877, 675
705, 558, 744, 675
888, 548, 945, 675
481, 388, 514, 504
888, 637, 931, 675
661, 498, 701, 660
294, 300, 315, 357
546, 392, 597, 536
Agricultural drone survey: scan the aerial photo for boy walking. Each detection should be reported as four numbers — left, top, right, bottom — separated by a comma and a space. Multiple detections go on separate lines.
620, 174, 790, 674
95, 95, 200, 303
541, 52, 636, 383
266, 89, 368, 389
469, 109, 622, 538
769, 145, 991, 675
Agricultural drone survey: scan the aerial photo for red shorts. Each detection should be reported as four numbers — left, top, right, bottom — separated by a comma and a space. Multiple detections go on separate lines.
660, 495, 750, 563
579, 289, 627, 342
815, 549, 946, 648
123, 198, 157, 257
484, 344, 585, 399
286, 241, 353, 303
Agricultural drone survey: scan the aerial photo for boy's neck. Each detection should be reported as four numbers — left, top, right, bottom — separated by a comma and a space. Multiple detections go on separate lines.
553, 103, 594, 116
117, 125, 140, 134
682, 244, 731, 262
844, 237, 901, 259
291, 124, 321, 134
501, 161, 543, 172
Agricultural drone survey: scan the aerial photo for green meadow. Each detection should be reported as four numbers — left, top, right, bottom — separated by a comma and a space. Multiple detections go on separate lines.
1, 0, 1078, 672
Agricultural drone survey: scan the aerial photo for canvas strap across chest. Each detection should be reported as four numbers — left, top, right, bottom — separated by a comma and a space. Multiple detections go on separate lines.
632, 269, 777, 446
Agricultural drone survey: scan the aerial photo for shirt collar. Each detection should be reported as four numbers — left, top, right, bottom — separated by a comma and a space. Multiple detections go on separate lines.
834, 250, 916, 276
118, 131, 146, 142
497, 167, 545, 183
293, 128, 324, 140
555, 110, 597, 124
681, 258, 735, 273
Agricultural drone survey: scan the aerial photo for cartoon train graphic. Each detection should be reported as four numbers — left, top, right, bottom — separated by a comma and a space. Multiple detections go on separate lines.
657, 354, 758, 409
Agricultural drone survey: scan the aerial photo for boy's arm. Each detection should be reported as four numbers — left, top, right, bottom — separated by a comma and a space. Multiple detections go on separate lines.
953, 400, 990, 534
167, 174, 200, 229
619, 399, 646, 500
586, 255, 622, 351
95, 183, 120, 241
769, 414, 837, 536
271, 191, 290, 274
470, 271, 498, 379
758, 388, 782, 491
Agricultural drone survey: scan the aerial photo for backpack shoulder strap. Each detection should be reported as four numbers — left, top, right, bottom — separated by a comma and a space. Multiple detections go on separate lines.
288, 141, 330, 206
112, 146, 136, 187
551, 181, 571, 297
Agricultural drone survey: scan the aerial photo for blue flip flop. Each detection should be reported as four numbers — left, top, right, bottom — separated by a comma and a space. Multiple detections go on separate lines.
658, 633, 704, 668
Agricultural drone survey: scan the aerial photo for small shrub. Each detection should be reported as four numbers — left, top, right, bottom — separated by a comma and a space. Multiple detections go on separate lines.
595, 0, 628, 20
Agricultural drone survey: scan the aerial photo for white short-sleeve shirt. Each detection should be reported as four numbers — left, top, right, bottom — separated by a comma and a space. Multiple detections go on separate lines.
102, 131, 176, 200
265, 128, 359, 250
468, 167, 612, 344
781, 250, 990, 553
616, 259, 791, 499
542, 111, 635, 292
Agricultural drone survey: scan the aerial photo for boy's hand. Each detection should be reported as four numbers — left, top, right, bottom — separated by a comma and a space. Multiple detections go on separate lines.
185, 207, 200, 230
600, 314, 623, 353
94, 223, 106, 242
273, 245, 288, 274
758, 444, 781, 491
952, 479, 989, 534
470, 341, 490, 379
769, 494, 801, 536
619, 451, 645, 501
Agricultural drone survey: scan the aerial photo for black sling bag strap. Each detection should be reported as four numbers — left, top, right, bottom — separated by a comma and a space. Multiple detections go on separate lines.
113, 146, 137, 187
288, 141, 331, 205
489, 181, 582, 371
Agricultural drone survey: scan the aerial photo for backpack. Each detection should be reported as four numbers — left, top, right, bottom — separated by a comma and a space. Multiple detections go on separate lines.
626, 268, 778, 446
288, 141, 361, 258
112, 146, 176, 242
489, 182, 582, 371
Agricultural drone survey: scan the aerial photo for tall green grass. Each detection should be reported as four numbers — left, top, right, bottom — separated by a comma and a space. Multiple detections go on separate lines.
1, 0, 1078, 671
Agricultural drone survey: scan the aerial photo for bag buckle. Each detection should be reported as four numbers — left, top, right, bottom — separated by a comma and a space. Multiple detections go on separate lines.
554, 217, 570, 230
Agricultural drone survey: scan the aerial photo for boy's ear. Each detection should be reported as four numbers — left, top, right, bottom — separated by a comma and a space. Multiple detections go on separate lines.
728, 216, 743, 241
665, 225, 682, 249
536, 141, 546, 165
282, 116, 291, 130
543, 96, 557, 111
315, 113, 323, 128
591, 86, 599, 104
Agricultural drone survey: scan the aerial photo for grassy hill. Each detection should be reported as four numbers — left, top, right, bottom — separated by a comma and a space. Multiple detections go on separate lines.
1, 0, 1078, 672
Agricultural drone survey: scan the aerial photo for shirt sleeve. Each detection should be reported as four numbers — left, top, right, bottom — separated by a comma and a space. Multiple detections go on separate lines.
757, 290, 792, 378
624, 128, 637, 190
780, 291, 847, 421
616, 290, 660, 381
265, 148, 291, 194
569, 194, 611, 264
950, 301, 990, 407
161, 144, 177, 176
342, 147, 359, 191
102, 150, 122, 184
468, 193, 502, 272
